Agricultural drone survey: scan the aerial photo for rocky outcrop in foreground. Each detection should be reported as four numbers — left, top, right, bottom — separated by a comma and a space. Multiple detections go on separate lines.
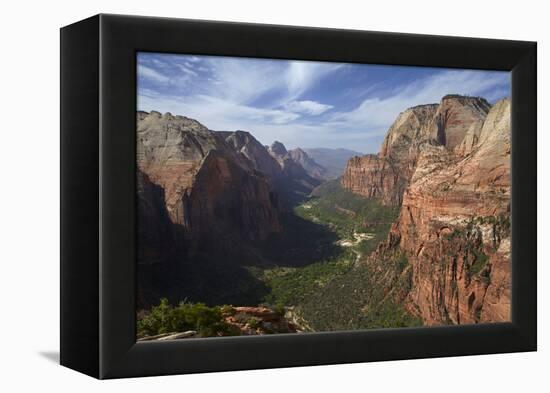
343, 95, 511, 325
138, 306, 299, 340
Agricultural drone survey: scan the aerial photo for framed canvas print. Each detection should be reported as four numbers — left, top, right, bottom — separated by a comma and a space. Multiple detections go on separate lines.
60, 14, 537, 379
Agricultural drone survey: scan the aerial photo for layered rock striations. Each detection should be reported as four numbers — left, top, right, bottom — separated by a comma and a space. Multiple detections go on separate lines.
137, 113, 324, 267
342, 103, 437, 205
218, 130, 282, 179
343, 96, 511, 325
137, 111, 282, 262
217, 133, 322, 207
342, 96, 491, 206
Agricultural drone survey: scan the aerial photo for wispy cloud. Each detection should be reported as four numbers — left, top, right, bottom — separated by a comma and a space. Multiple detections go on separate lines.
176, 64, 198, 77
138, 64, 170, 84
285, 61, 343, 101
329, 70, 510, 131
137, 53, 510, 152
283, 100, 333, 115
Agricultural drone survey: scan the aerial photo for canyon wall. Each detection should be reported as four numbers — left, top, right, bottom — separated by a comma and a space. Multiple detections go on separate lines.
137, 111, 282, 263
344, 96, 511, 325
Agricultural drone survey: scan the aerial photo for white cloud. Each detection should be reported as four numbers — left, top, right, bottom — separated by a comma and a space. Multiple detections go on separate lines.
285, 61, 342, 101
138, 93, 300, 129
177, 64, 198, 77
204, 57, 285, 104
137, 53, 509, 152
137, 65, 169, 83
283, 100, 333, 115
329, 69, 510, 131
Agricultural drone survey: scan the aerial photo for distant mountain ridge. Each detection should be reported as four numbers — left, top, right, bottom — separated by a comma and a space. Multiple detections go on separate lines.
287, 148, 328, 180
303, 148, 363, 179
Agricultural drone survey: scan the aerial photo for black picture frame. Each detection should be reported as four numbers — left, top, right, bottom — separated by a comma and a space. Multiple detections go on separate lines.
60, 14, 537, 379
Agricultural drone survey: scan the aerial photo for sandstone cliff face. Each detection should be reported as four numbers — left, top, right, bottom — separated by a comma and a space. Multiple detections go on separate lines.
137, 112, 282, 254
347, 96, 511, 325
217, 134, 321, 207
342, 104, 437, 205
428, 95, 490, 152
219, 130, 282, 179
287, 148, 328, 180
137, 169, 176, 264
342, 96, 491, 206
341, 154, 401, 205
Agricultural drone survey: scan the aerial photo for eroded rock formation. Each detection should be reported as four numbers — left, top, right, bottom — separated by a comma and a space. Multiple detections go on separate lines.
137, 112, 282, 259
344, 96, 511, 325
342, 96, 491, 206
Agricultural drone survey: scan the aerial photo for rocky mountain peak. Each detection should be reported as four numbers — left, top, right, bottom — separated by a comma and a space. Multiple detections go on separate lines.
288, 148, 309, 163
342, 94, 504, 206
441, 94, 491, 109
380, 103, 438, 158
269, 141, 288, 158
220, 130, 282, 179
431, 94, 491, 151
137, 111, 222, 164
288, 148, 328, 180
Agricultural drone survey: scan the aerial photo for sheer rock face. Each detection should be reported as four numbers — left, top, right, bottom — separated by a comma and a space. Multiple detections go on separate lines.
137, 170, 177, 264
342, 96, 491, 206
268, 141, 288, 161
219, 130, 282, 179
429, 95, 491, 151
136, 112, 282, 258
218, 134, 321, 207
353, 96, 511, 325
341, 155, 402, 205
342, 104, 438, 205
287, 148, 328, 180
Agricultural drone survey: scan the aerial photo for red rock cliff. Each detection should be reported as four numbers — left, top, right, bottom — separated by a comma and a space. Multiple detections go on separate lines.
347, 96, 511, 325
342, 96, 490, 206
137, 111, 282, 255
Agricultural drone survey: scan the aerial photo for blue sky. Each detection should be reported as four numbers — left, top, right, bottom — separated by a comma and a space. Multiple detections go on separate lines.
137, 52, 510, 153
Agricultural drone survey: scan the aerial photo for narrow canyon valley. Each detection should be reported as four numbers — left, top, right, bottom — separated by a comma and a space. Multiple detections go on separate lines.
136, 94, 511, 339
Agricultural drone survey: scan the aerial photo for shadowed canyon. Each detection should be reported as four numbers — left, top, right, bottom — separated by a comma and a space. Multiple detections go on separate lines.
136, 94, 511, 339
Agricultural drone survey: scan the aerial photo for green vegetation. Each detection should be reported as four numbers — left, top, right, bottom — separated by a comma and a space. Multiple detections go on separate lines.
255, 182, 400, 312
137, 298, 238, 338
470, 250, 489, 276
251, 181, 419, 331
249, 252, 355, 307
396, 253, 409, 273
297, 261, 422, 331
140, 181, 421, 336
441, 213, 510, 280
295, 181, 399, 240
